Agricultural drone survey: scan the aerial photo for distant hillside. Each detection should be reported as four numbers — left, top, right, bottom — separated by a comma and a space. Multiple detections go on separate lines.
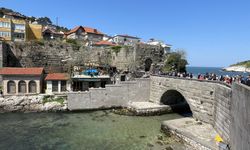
0, 7, 69, 32
230, 60, 250, 68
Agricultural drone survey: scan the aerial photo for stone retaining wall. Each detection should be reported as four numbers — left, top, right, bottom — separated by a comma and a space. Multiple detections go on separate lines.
213, 84, 232, 143
230, 83, 250, 150
67, 78, 150, 110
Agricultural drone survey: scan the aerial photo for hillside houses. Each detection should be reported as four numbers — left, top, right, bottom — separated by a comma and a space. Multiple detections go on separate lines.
65, 26, 104, 46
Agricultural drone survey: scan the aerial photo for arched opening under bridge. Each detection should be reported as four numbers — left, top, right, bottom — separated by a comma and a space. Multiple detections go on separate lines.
160, 90, 192, 116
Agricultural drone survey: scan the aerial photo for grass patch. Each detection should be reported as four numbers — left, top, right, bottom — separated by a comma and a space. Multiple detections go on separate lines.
43, 95, 64, 105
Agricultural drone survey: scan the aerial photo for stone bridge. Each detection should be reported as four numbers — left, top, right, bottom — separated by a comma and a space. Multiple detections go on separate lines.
150, 75, 250, 150
67, 75, 249, 149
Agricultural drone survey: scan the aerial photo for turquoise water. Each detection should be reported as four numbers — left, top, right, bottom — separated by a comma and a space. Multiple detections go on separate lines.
0, 111, 183, 150
187, 66, 249, 77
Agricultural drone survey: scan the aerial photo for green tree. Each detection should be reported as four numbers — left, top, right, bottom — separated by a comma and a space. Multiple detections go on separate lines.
37, 17, 52, 25
163, 51, 188, 73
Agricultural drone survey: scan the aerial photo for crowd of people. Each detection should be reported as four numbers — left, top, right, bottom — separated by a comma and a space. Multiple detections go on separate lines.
161, 72, 250, 86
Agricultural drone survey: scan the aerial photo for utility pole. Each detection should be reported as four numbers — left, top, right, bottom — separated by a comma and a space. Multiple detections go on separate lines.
56, 17, 59, 26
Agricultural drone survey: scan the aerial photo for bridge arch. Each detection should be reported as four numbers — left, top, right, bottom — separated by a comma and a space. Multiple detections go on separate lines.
160, 89, 192, 115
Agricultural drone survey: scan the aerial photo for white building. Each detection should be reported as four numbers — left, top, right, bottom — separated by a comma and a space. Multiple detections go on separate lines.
45, 73, 71, 94
112, 34, 140, 46
147, 39, 171, 54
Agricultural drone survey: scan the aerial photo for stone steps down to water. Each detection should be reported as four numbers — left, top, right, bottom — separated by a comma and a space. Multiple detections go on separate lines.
161, 117, 222, 150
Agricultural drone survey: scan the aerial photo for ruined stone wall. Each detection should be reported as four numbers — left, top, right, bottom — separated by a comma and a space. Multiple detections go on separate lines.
67, 78, 150, 110
135, 44, 164, 65
0, 41, 164, 73
230, 83, 250, 150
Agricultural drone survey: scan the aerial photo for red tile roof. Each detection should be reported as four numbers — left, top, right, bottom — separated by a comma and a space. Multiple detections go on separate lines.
45, 73, 69, 81
94, 40, 117, 46
0, 67, 44, 75
65, 26, 103, 35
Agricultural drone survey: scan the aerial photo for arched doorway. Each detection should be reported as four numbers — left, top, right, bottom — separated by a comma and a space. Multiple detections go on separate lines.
160, 90, 192, 115
18, 81, 26, 93
7, 81, 16, 94
145, 58, 152, 72
29, 81, 37, 93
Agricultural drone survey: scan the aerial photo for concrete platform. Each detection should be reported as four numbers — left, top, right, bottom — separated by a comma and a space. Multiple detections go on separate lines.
127, 102, 172, 115
161, 117, 218, 150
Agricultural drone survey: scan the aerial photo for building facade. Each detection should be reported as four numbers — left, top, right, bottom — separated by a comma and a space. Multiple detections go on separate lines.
71, 69, 111, 91
45, 73, 71, 94
147, 39, 171, 54
65, 26, 104, 46
0, 17, 42, 41
42, 27, 64, 40
0, 67, 44, 95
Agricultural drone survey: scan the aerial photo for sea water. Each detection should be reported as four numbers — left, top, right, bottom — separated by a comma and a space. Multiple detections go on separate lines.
0, 111, 184, 150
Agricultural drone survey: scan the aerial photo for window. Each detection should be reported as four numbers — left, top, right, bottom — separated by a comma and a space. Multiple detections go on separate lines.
0, 31, 10, 37
61, 81, 67, 92
7, 81, 16, 94
18, 81, 26, 93
14, 24, 25, 31
0, 22, 11, 28
13, 33, 24, 39
52, 81, 58, 92
29, 81, 37, 93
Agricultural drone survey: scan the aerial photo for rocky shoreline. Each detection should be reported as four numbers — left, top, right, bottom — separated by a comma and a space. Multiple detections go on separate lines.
223, 65, 250, 73
0, 95, 67, 112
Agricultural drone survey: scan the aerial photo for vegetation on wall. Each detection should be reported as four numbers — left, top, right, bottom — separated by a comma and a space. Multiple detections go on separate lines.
111, 46, 122, 55
66, 39, 81, 50
163, 50, 188, 73
33, 40, 45, 46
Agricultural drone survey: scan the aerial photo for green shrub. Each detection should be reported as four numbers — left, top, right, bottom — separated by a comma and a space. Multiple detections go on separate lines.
66, 39, 81, 50
42, 95, 64, 105
246, 62, 250, 68
111, 46, 122, 54
66, 39, 78, 45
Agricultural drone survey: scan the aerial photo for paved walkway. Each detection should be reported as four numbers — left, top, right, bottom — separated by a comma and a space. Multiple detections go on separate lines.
162, 117, 218, 150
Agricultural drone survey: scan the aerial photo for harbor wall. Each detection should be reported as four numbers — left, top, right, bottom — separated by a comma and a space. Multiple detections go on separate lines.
67, 78, 150, 110
230, 83, 250, 150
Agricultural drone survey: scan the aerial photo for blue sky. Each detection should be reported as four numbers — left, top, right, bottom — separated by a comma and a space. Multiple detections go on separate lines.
1, 0, 250, 67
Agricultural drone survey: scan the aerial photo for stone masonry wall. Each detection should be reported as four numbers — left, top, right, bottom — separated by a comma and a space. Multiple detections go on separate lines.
230, 83, 250, 150
0, 41, 164, 73
67, 78, 150, 110
213, 84, 232, 143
